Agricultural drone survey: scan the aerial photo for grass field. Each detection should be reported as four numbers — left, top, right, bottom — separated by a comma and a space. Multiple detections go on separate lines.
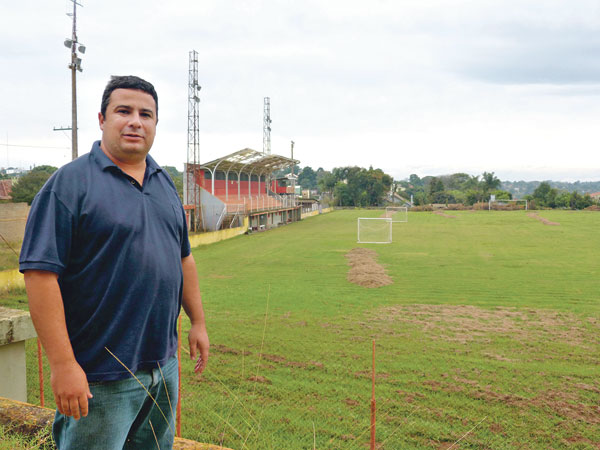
6, 209, 600, 449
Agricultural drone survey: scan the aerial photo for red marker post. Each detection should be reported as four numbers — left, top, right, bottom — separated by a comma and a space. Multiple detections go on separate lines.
177, 315, 182, 437
370, 339, 376, 450
37, 338, 44, 407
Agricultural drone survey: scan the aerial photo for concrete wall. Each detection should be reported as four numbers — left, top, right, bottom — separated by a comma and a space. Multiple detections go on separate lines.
301, 206, 333, 219
0, 203, 29, 243
188, 217, 249, 248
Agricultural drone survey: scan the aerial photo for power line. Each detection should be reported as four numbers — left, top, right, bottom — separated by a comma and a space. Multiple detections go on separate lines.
0, 143, 70, 150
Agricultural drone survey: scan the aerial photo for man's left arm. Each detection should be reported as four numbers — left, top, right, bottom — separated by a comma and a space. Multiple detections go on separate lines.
181, 254, 209, 374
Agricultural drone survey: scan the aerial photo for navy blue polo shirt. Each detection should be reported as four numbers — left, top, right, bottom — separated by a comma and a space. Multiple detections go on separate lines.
20, 141, 191, 382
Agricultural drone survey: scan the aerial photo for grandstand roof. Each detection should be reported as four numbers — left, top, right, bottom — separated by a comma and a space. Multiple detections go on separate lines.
197, 148, 299, 175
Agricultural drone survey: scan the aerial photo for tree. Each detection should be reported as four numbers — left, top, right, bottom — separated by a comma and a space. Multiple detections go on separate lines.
297, 166, 317, 191
329, 166, 393, 207
333, 181, 352, 206
163, 166, 183, 201
427, 177, 445, 203
480, 172, 501, 199
490, 190, 512, 200
317, 172, 336, 193
11, 166, 58, 205
569, 191, 593, 210
532, 182, 557, 207
409, 174, 423, 187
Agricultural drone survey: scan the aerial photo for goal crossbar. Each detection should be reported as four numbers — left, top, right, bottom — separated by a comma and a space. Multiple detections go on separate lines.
357, 217, 392, 244
385, 206, 408, 223
488, 199, 528, 210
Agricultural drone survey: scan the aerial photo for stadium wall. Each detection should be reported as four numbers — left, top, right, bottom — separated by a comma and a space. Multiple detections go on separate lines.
188, 216, 250, 248
301, 207, 333, 219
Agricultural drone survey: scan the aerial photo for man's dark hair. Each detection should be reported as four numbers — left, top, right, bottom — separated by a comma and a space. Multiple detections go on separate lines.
100, 75, 159, 121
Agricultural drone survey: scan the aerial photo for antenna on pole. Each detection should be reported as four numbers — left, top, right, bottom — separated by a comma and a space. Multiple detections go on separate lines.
61, 0, 85, 160
263, 97, 271, 155
186, 50, 201, 231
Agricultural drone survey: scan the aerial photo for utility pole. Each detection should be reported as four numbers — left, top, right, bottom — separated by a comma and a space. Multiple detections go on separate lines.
63, 1, 85, 160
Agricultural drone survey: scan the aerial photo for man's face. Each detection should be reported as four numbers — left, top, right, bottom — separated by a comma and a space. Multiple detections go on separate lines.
98, 88, 157, 164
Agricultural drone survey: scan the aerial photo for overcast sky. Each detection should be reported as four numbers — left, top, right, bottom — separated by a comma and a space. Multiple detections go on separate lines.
1, 0, 600, 181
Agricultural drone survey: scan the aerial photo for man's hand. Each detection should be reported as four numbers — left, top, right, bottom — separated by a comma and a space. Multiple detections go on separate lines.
188, 323, 209, 375
25, 270, 93, 420
181, 254, 209, 375
51, 361, 93, 420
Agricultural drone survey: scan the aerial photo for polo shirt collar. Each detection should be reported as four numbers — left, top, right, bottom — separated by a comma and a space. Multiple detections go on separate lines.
91, 140, 162, 174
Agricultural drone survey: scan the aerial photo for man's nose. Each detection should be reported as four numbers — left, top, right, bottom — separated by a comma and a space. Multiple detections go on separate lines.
128, 112, 142, 127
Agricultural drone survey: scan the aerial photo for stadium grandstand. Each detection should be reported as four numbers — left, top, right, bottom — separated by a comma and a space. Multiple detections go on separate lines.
184, 148, 301, 232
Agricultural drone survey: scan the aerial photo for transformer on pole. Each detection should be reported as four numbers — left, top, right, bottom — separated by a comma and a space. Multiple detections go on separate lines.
263, 97, 271, 155
186, 50, 201, 231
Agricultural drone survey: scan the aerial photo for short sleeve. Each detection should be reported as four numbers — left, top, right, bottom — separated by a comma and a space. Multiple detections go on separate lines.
19, 190, 75, 275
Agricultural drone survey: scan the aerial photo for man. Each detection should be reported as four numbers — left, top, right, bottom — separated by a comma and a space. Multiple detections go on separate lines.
19, 75, 209, 450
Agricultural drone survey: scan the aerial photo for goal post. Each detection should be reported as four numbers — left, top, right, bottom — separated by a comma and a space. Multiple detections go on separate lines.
357, 218, 392, 244
488, 199, 528, 211
385, 206, 408, 222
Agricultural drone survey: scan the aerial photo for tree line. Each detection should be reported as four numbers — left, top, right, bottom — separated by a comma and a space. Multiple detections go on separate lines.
6, 165, 184, 205
7, 163, 599, 210
278, 165, 393, 207
529, 182, 595, 209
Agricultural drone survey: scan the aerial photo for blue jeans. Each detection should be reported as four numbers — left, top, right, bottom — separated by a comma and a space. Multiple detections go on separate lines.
53, 356, 179, 450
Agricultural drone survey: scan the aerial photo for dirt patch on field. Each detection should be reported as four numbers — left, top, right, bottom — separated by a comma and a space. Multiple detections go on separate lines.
433, 210, 457, 219
472, 387, 600, 424
248, 375, 271, 384
419, 372, 600, 425
345, 248, 393, 288
367, 304, 599, 348
528, 212, 560, 226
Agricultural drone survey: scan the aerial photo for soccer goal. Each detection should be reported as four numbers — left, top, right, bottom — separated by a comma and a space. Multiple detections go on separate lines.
357, 218, 392, 244
488, 199, 528, 211
385, 206, 408, 222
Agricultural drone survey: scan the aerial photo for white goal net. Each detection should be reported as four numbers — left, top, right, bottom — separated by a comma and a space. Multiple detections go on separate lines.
357, 218, 392, 244
385, 206, 408, 222
488, 199, 528, 210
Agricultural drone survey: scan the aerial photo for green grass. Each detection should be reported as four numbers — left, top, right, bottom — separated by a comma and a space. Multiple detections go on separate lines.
5, 209, 600, 449
0, 241, 20, 271
0, 424, 53, 450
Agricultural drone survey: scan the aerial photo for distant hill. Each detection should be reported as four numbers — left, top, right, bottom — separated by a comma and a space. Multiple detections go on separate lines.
501, 180, 600, 197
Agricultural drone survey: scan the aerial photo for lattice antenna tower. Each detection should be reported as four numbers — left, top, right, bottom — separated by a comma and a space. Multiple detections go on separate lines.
263, 97, 271, 155
187, 50, 201, 230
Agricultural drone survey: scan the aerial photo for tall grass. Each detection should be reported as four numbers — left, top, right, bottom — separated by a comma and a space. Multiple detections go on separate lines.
10, 210, 600, 448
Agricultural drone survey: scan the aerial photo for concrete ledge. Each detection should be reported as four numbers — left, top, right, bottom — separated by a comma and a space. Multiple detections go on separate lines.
0, 306, 36, 345
0, 396, 232, 449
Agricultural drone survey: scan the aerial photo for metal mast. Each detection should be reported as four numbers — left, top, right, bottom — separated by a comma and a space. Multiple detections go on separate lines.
187, 50, 201, 231
263, 97, 271, 155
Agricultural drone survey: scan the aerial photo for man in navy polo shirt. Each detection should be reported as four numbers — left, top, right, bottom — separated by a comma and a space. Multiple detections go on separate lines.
20, 75, 209, 450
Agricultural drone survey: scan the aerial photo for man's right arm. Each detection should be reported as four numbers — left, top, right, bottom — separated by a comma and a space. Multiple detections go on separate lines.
24, 270, 92, 420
